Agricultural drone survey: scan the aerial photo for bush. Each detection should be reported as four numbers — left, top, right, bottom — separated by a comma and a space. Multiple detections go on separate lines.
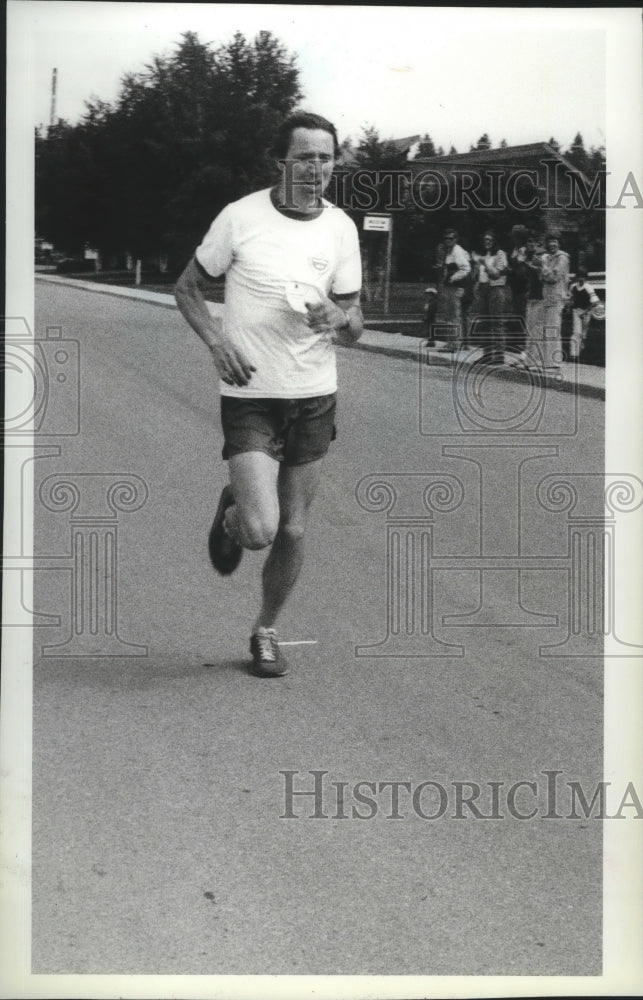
55, 257, 96, 274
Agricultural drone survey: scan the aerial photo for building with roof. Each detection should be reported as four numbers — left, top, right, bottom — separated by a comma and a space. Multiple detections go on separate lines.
347, 138, 604, 296
408, 141, 598, 245
388, 134, 422, 159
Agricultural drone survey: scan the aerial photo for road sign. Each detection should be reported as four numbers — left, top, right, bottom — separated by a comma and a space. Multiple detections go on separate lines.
364, 215, 392, 232
362, 215, 394, 313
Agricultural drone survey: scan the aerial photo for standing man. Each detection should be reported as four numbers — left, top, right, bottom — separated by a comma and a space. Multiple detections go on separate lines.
568, 265, 600, 362
540, 231, 570, 370
174, 112, 363, 678
435, 228, 471, 352
505, 224, 530, 360
470, 230, 509, 365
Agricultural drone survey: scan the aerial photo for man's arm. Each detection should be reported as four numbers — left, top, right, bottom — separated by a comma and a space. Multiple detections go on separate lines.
542, 252, 569, 284
586, 282, 600, 305
484, 249, 508, 280
174, 257, 255, 387
332, 291, 364, 345
448, 246, 471, 284
305, 290, 364, 346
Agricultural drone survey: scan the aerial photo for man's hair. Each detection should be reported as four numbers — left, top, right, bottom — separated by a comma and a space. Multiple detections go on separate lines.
443, 228, 458, 239
272, 111, 340, 159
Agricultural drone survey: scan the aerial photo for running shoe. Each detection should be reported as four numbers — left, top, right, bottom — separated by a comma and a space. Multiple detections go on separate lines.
208, 485, 243, 575
249, 628, 288, 677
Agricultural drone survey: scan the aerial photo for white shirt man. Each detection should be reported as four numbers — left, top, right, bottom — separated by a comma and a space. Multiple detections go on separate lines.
540, 233, 570, 369
194, 187, 361, 398
175, 112, 363, 677
436, 228, 471, 350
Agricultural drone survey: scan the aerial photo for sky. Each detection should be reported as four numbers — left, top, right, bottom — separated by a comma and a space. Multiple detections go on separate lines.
15, 2, 611, 155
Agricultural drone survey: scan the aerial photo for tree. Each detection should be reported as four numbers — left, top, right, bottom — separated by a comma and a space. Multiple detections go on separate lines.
561, 136, 606, 270
471, 133, 492, 151
587, 144, 606, 177
337, 136, 355, 165
35, 31, 303, 267
417, 133, 437, 158
565, 132, 590, 176
353, 125, 401, 169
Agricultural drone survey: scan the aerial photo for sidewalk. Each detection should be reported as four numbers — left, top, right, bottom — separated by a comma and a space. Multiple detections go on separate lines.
35, 274, 605, 400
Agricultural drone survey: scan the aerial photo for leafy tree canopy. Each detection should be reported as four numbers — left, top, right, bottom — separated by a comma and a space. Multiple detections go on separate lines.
36, 30, 303, 264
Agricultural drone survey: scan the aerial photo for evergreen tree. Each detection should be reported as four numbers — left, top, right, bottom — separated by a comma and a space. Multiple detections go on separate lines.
565, 132, 590, 175
587, 144, 606, 176
35, 31, 303, 267
561, 137, 606, 270
417, 133, 437, 158
471, 133, 492, 151
353, 125, 400, 169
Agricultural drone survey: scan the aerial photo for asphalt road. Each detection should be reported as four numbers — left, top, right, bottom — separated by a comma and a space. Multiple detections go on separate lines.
30, 282, 605, 977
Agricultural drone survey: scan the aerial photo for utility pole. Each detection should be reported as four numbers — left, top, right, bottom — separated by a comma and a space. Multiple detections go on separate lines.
383, 215, 393, 315
50, 68, 57, 129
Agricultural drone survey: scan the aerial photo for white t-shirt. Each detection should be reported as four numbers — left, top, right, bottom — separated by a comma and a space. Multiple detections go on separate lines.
195, 188, 362, 398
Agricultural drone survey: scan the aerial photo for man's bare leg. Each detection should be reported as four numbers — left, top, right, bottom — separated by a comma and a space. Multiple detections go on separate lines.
253, 458, 324, 631
223, 451, 280, 550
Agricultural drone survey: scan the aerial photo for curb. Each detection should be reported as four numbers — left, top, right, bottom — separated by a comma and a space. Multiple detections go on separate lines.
36, 274, 605, 401
351, 338, 606, 401
36, 273, 179, 311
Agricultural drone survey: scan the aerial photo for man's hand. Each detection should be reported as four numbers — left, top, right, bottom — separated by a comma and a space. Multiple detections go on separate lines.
304, 297, 348, 339
174, 258, 256, 386
208, 336, 256, 387
304, 293, 363, 345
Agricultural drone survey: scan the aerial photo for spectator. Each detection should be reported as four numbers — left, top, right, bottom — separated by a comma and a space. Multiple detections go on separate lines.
540, 231, 570, 370
568, 265, 600, 362
423, 242, 445, 345
470, 230, 509, 365
522, 232, 546, 367
507, 224, 530, 318
435, 228, 471, 352
505, 224, 530, 360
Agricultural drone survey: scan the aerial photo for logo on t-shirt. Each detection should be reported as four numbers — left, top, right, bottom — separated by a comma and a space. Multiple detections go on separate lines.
309, 256, 330, 274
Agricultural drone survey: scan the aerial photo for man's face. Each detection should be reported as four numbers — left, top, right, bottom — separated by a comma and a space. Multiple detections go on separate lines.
283, 127, 336, 202
546, 238, 559, 253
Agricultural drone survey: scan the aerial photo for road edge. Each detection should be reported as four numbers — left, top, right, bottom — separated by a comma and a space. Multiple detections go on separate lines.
36, 274, 605, 401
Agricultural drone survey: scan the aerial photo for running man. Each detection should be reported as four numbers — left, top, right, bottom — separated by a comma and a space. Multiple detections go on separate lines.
174, 112, 363, 677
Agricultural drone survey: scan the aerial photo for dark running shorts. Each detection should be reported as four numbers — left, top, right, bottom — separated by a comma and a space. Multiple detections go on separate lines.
220, 393, 337, 466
